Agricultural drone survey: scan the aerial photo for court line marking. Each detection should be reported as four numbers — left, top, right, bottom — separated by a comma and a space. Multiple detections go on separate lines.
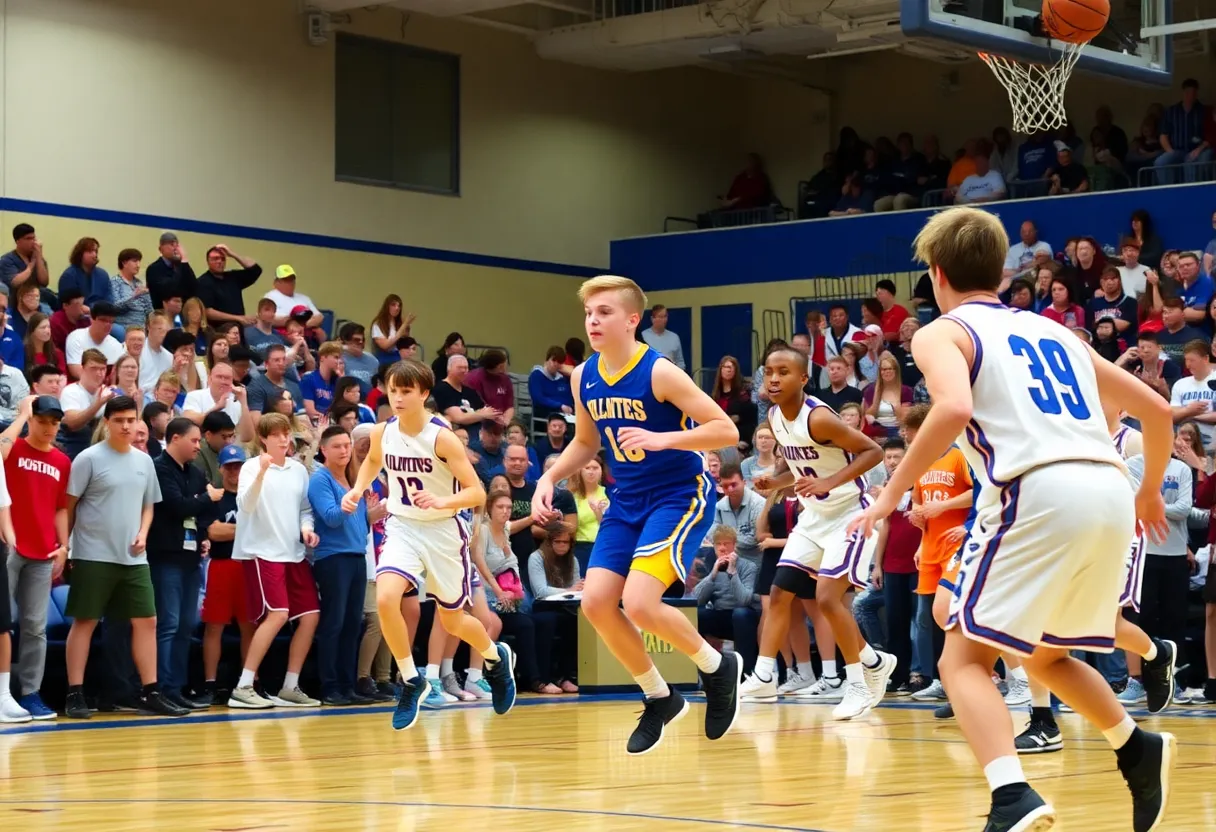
0, 798, 833, 832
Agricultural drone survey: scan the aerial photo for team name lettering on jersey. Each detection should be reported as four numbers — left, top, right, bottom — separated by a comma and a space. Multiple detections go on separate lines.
17, 457, 62, 480
587, 398, 647, 423
781, 445, 821, 462
919, 470, 956, 487
383, 455, 434, 474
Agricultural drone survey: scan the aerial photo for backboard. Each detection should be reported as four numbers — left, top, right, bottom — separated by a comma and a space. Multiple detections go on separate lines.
901, 0, 1173, 86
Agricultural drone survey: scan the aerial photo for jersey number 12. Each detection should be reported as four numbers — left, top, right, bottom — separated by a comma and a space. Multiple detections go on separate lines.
1008, 335, 1091, 419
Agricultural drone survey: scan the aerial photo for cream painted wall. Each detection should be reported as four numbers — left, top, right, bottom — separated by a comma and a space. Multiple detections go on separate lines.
1, 0, 827, 269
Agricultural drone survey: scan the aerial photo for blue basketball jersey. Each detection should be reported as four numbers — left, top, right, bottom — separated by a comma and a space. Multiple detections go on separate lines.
578, 345, 706, 501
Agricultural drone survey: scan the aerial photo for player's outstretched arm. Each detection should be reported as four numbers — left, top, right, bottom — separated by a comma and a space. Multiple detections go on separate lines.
621, 359, 739, 453
538, 365, 602, 488
806, 408, 882, 493
343, 422, 386, 513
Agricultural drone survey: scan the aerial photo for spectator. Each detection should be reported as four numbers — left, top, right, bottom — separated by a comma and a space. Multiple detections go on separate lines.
60, 349, 113, 459
840, 341, 867, 388
641, 304, 686, 370
230, 412, 321, 709
1017, 132, 1055, 181
919, 134, 952, 192
818, 356, 864, 412
136, 312, 171, 394
1116, 331, 1178, 401
148, 416, 223, 711
109, 248, 154, 332
1087, 267, 1138, 336
430, 332, 466, 382
741, 426, 778, 489
245, 298, 286, 361
834, 126, 864, 176
693, 526, 760, 675
1003, 221, 1053, 282
875, 132, 923, 212
465, 349, 515, 430
529, 346, 574, 418
858, 146, 894, 208
534, 412, 570, 467
9, 281, 48, 340
107, 353, 142, 407
1089, 126, 1129, 189
433, 354, 496, 432
1170, 340, 1216, 448
567, 456, 608, 575
0, 223, 49, 293
1040, 275, 1085, 329
1092, 318, 1126, 363
164, 328, 203, 397
1177, 252, 1214, 333
1118, 238, 1152, 299
874, 279, 909, 344
281, 316, 316, 374
64, 301, 122, 378
503, 443, 574, 560
193, 411, 236, 487
853, 322, 884, 382
829, 173, 874, 216
1, 395, 70, 720
947, 138, 979, 188
124, 325, 146, 363
711, 460, 765, 566
338, 323, 379, 394
145, 233, 197, 310
262, 265, 322, 331
369, 294, 412, 360
23, 312, 65, 374
1157, 297, 1207, 364
246, 344, 303, 419
712, 356, 755, 451
1128, 209, 1165, 271
183, 359, 253, 443
348, 426, 396, 702
1006, 278, 1035, 312
394, 335, 419, 362
823, 304, 861, 365
954, 151, 1006, 204
1047, 142, 1089, 197
871, 462, 921, 695
142, 402, 170, 457
178, 297, 207, 356
300, 341, 343, 421
719, 152, 774, 211
524, 523, 581, 692
62, 396, 185, 718
862, 354, 913, 439
58, 237, 111, 309
501, 421, 539, 481
196, 244, 262, 327
801, 152, 843, 218
1155, 78, 1212, 183
1126, 116, 1165, 181
330, 376, 376, 425
989, 127, 1018, 183
50, 288, 89, 353
1093, 105, 1129, 162
888, 318, 923, 388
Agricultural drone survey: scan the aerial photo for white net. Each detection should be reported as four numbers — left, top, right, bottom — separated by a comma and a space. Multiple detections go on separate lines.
978, 42, 1085, 135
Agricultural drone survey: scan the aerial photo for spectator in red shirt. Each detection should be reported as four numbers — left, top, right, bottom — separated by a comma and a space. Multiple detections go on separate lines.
2, 394, 71, 719
1040, 275, 1086, 329
720, 153, 774, 211
50, 288, 89, 353
872, 452, 922, 693
803, 310, 827, 369
465, 349, 515, 434
875, 279, 910, 344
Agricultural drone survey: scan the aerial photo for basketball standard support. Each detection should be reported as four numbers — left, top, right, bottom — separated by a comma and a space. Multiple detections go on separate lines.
1141, 18, 1216, 37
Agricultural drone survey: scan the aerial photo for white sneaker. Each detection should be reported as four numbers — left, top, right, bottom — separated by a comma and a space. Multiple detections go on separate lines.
1004, 677, 1032, 707
441, 672, 477, 702
777, 670, 816, 695
911, 679, 947, 701
862, 652, 898, 709
0, 695, 31, 724
795, 676, 845, 703
1174, 687, 1203, 705
832, 680, 875, 720
739, 673, 778, 703
463, 677, 492, 701
227, 685, 274, 710
271, 686, 321, 707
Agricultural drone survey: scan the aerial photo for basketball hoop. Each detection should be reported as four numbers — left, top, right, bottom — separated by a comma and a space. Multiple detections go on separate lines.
978, 41, 1084, 134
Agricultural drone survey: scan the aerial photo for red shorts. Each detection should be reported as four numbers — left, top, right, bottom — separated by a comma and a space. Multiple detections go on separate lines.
243, 558, 320, 622
201, 559, 249, 625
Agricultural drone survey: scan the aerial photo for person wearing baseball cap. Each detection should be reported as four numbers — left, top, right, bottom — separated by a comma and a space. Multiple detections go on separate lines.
145, 231, 198, 310
263, 265, 323, 334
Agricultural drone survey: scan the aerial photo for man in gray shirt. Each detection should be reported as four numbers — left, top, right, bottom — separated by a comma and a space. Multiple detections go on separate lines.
62, 395, 186, 719
641, 304, 686, 371
246, 344, 303, 418
710, 460, 767, 565
693, 526, 761, 676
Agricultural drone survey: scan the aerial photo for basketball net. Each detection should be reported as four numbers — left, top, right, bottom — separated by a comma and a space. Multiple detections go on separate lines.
978, 42, 1085, 134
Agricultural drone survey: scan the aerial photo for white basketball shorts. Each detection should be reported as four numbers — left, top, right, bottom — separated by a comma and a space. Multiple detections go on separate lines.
376, 514, 473, 609
777, 500, 877, 590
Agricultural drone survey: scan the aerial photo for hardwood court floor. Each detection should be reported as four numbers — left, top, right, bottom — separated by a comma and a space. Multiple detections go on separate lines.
0, 695, 1214, 832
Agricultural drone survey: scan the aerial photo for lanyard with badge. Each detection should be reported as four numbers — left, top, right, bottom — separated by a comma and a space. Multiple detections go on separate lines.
183, 517, 198, 552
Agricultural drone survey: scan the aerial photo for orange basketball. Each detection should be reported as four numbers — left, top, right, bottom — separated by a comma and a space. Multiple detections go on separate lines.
1042, 0, 1110, 44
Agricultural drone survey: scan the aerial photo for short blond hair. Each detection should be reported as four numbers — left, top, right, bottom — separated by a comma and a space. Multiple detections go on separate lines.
712, 526, 738, 546
912, 207, 1008, 293
258, 412, 293, 439
317, 341, 343, 360
577, 275, 647, 314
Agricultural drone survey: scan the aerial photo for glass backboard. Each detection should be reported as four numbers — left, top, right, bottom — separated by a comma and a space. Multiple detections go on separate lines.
901, 0, 1172, 86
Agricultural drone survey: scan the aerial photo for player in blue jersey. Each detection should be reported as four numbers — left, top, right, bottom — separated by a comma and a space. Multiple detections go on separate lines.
531, 275, 742, 755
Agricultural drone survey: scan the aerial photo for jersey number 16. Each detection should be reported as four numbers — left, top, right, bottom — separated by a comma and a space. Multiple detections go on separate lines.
604, 427, 646, 463
1008, 335, 1091, 419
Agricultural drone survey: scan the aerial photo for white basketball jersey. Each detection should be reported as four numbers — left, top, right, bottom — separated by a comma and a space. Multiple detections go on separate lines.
942, 302, 1123, 505
1113, 424, 1144, 460
380, 416, 459, 522
768, 398, 868, 515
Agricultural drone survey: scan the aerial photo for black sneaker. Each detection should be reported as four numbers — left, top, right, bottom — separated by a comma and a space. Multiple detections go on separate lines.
375, 680, 397, 698
886, 680, 912, 697
65, 690, 91, 720
1142, 639, 1177, 716
933, 702, 954, 720
358, 677, 394, 702
626, 688, 689, 755
345, 689, 375, 705
141, 691, 189, 717
192, 689, 216, 708
982, 785, 1056, 832
1015, 720, 1063, 754
166, 690, 210, 711
98, 694, 144, 713
700, 651, 741, 741
1117, 730, 1176, 832
322, 693, 353, 706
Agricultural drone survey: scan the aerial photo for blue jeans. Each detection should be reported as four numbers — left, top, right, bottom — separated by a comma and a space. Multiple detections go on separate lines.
853, 584, 885, 649
313, 553, 367, 697
916, 594, 945, 681
1154, 147, 1215, 183
149, 560, 203, 695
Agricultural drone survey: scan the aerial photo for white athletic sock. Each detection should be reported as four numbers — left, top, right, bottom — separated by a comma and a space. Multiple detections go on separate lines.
844, 662, 864, 686
754, 656, 777, 682
634, 666, 671, 699
1010, 666, 1028, 682
480, 643, 500, 662
283, 672, 300, 690
1031, 686, 1052, 709
690, 640, 722, 674
425, 663, 441, 681
440, 658, 454, 677
0, 672, 10, 696
983, 756, 1027, 793
1143, 641, 1158, 662
858, 644, 879, 668
1102, 714, 1137, 750
398, 655, 419, 680
238, 669, 256, 689
466, 668, 483, 683
822, 659, 838, 678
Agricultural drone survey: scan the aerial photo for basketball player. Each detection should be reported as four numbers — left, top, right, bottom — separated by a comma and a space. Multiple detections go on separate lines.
342, 360, 515, 731
739, 346, 897, 719
531, 275, 742, 756
849, 207, 1176, 832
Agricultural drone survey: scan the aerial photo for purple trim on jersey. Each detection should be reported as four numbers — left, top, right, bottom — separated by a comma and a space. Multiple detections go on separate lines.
940, 313, 983, 386
843, 451, 869, 506
1040, 633, 1117, 650
430, 416, 447, 428
1113, 426, 1131, 456
814, 530, 868, 590
777, 559, 817, 575
431, 517, 473, 610
375, 565, 422, 590
1119, 536, 1146, 611
964, 419, 1009, 488
958, 477, 1038, 656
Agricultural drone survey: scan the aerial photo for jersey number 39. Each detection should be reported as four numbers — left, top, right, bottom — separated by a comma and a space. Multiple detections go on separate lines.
1008, 335, 1091, 419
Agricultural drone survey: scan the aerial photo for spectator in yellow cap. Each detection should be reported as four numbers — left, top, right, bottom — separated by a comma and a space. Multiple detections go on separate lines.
263, 265, 323, 333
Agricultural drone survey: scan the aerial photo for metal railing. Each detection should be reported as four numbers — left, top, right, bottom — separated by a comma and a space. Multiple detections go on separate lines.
1137, 160, 1216, 187
595, 0, 700, 20
664, 204, 792, 232
463, 343, 511, 365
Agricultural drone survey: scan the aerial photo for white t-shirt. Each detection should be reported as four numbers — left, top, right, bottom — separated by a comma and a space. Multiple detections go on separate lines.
956, 171, 1007, 204
139, 345, 173, 393
370, 322, 397, 345
60, 382, 100, 413
234, 457, 313, 563
1170, 367, 1216, 447
65, 329, 124, 366
183, 387, 244, 425
1004, 241, 1053, 275
263, 288, 318, 318
1118, 264, 1151, 299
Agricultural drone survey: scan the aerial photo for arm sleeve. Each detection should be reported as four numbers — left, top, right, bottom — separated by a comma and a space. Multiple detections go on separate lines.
308, 472, 349, 529
1166, 464, 1193, 520
691, 572, 716, 604
527, 552, 556, 599
528, 371, 562, 412
730, 559, 755, 607
144, 456, 163, 506
156, 465, 211, 519
299, 468, 315, 532
673, 338, 686, 371
67, 452, 92, 498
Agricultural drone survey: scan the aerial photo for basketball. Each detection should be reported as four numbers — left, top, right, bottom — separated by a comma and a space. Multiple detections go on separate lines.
1042, 0, 1110, 43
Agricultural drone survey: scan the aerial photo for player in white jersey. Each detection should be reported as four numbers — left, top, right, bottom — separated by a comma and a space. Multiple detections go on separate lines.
739, 346, 897, 719
849, 207, 1176, 832
343, 360, 516, 731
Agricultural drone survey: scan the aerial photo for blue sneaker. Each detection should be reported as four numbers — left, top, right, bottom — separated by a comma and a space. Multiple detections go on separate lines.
484, 642, 517, 715
16, 692, 57, 721
392, 675, 426, 731
421, 678, 448, 710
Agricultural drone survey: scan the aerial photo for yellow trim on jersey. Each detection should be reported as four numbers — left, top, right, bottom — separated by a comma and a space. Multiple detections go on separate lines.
600, 344, 649, 387
632, 474, 713, 579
